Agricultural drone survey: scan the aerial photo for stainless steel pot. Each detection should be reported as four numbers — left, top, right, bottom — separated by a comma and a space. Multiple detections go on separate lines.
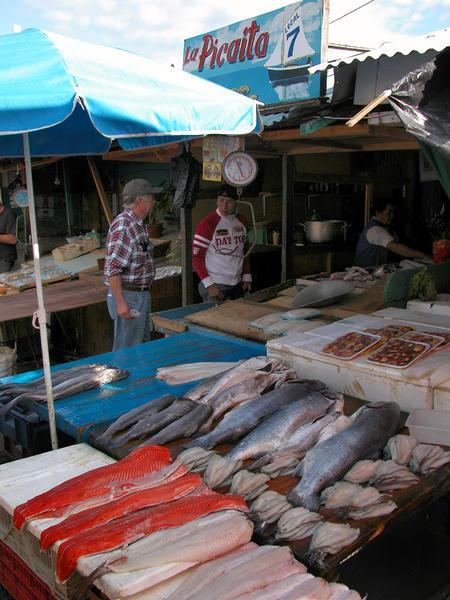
299, 220, 350, 244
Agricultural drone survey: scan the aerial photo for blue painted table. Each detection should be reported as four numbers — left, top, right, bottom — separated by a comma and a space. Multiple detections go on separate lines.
0, 329, 263, 443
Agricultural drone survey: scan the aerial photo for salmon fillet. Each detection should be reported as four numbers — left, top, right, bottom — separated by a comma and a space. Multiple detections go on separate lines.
13, 446, 173, 530
39, 472, 202, 550
56, 492, 248, 582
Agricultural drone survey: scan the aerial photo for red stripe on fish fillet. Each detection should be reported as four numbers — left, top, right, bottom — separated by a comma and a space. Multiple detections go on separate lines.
56, 493, 248, 582
39, 472, 202, 550
13, 446, 172, 530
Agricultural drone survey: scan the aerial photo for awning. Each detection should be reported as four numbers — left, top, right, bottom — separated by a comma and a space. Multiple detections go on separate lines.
309, 28, 450, 74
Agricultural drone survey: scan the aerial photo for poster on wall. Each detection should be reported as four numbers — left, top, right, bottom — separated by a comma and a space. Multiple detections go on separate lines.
202, 135, 244, 181
183, 1, 324, 105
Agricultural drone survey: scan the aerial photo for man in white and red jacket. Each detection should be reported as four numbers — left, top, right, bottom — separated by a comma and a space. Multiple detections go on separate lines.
193, 185, 252, 302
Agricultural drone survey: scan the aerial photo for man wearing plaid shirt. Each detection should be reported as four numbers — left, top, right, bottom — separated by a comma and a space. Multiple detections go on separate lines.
104, 179, 161, 350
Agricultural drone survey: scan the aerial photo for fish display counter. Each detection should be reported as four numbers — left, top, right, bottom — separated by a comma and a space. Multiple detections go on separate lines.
0, 329, 262, 450
0, 356, 449, 598
267, 309, 450, 413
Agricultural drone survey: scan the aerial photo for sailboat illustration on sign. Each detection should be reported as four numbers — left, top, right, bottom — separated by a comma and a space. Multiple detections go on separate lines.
265, 3, 315, 88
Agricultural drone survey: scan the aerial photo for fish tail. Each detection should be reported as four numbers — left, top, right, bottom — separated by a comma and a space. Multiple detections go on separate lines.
287, 488, 320, 512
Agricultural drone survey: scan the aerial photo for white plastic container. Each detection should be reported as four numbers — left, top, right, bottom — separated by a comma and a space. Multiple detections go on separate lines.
406, 409, 450, 446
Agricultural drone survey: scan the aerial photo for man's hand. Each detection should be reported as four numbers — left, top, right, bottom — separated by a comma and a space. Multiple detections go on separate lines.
207, 283, 224, 301
242, 281, 252, 293
117, 298, 132, 319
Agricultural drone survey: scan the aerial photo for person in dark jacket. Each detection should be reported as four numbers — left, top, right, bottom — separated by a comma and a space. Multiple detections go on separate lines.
0, 200, 17, 273
354, 198, 429, 268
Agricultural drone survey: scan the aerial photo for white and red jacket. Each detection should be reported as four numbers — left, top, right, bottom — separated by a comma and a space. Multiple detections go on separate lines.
192, 209, 252, 288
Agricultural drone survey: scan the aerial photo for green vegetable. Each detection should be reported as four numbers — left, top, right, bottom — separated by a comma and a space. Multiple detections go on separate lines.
408, 268, 437, 301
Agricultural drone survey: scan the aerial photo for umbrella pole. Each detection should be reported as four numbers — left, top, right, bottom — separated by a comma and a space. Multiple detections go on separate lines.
23, 133, 59, 450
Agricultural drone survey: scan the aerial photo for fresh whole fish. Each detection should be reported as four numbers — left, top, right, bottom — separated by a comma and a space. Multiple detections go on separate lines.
55, 491, 248, 582
0, 366, 129, 417
226, 393, 340, 463
198, 370, 296, 433
0, 364, 110, 396
13, 445, 174, 530
137, 403, 213, 447
106, 399, 198, 449
288, 402, 400, 511
85, 510, 254, 597
39, 473, 202, 550
95, 395, 177, 445
192, 380, 325, 450
191, 356, 285, 405
250, 411, 340, 471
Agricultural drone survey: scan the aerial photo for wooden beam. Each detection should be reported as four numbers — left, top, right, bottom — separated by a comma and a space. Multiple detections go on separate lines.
261, 123, 371, 142
346, 91, 391, 127
87, 157, 113, 225
287, 138, 419, 155
364, 183, 373, 225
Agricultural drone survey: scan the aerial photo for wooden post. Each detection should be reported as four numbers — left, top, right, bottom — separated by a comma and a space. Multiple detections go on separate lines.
346, 91, 391, 128
281, 155, 294, 283
180, 206, 193, 306
320, 0, 330, 98
87, 157, 113, 225
62, 159, 73, 236
364, 183, 373, 225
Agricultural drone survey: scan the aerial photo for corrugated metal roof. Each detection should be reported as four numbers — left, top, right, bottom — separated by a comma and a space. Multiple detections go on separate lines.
309, 28, 450, 74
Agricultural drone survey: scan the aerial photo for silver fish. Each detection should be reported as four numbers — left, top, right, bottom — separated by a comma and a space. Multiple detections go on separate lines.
139, 403, 213, 446
0, 366, 129, 417
106, 399, 197, 448
192, 380, 325, 450
95, 394, 177, 445
226, 392, 339, 462
288, 401, 401, 511
250, 411, 340, 471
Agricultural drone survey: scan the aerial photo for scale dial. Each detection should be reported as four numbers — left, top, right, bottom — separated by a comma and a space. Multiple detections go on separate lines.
222, 151, 258, 187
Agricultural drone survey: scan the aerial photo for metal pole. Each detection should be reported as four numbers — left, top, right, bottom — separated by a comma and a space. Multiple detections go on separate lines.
22, 133, 58, 450
281, 154, 288, 283
180, 206, 193, 306
62, 159, 73, 236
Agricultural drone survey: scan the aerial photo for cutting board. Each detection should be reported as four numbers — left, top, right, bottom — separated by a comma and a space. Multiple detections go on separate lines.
52, 238, 100, 261
185, 300, 282, 341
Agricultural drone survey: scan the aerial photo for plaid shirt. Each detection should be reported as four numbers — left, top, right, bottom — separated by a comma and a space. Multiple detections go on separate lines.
104, 208, 155, 288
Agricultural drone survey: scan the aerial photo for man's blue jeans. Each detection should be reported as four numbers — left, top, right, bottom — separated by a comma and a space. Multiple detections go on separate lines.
107, 289, 152, 351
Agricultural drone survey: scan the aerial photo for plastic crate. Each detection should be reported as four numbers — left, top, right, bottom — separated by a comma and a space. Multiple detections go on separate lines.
0, 539, 53, 600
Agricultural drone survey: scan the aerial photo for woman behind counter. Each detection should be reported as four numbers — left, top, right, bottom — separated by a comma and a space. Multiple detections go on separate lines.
354, 197, 430, 268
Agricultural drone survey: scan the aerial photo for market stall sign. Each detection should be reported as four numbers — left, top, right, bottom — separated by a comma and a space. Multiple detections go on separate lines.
183, 1, 324, 105
11, 187, 29, 207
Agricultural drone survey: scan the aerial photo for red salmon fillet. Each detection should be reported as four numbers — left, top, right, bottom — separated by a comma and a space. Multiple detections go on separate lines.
56, 492, 248, 582
14, 446, 173, 530
39, 473, 202, 550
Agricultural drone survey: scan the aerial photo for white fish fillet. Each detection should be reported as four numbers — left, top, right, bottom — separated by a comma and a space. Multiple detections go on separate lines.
79, 512, 253, 598
175, 545, 305, 600
275, 507, 322, 541
279, 576, 330, 600
236, 573, 313, 599
328, 582, 363, 600
230, 470, 270, 501
321, 482, 363, 509
125, 544, 257, 600
156, 362, 239, 385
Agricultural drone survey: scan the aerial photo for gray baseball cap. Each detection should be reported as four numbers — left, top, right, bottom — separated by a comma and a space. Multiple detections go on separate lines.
122, 179, 162, 201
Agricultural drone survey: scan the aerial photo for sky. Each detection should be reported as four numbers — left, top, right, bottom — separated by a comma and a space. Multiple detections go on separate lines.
0, 0, 449, 67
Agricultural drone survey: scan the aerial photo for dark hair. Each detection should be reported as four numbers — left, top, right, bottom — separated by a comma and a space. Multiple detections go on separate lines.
217, 184, 238, 201
372, 197, 396, 215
